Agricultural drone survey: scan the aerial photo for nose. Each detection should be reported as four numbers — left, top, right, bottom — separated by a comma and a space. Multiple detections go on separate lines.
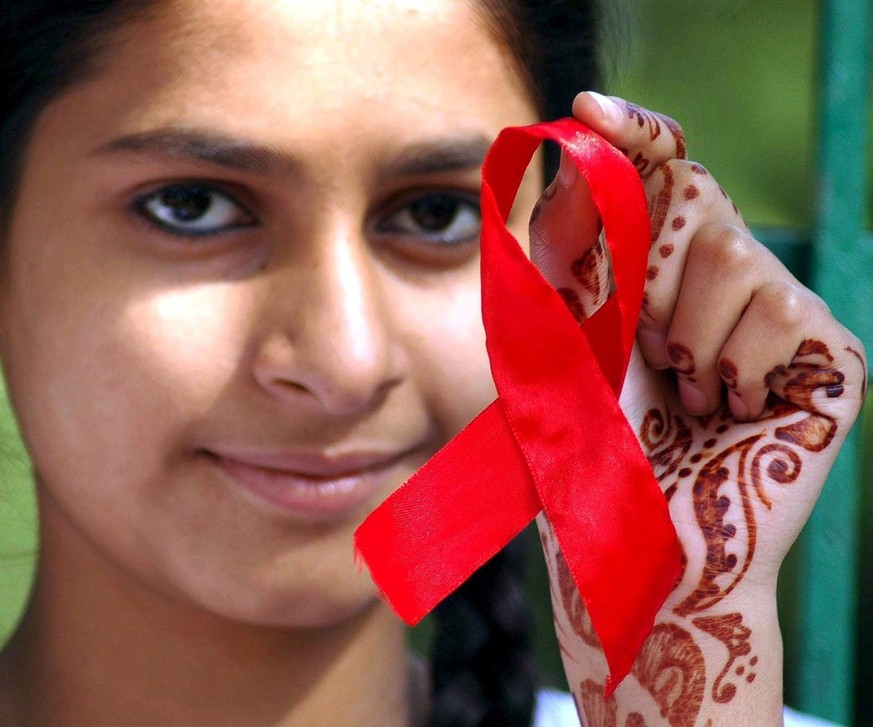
252, 227, 402, 416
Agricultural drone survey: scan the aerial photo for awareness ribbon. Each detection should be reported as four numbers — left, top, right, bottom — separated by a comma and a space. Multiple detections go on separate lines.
354, 119, 681, 693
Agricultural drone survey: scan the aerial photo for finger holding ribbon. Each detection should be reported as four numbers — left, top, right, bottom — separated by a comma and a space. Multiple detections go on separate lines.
534, 93, 867, 724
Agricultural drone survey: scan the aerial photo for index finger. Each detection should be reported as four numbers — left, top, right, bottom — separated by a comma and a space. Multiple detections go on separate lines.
572, 92, 687, 176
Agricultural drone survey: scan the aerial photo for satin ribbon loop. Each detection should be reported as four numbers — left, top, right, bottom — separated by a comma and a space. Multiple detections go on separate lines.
355, 119, 681, 694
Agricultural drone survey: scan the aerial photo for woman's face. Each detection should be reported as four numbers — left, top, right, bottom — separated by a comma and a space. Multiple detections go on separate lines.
0, 0, 540, 626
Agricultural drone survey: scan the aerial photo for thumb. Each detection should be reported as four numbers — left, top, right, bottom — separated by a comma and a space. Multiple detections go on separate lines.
529, 147, 611, 323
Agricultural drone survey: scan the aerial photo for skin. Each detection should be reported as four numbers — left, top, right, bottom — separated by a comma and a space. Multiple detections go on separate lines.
0, 0, 864, 725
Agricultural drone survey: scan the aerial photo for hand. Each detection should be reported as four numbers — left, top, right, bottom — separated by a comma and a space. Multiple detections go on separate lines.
528, 92, 867, 725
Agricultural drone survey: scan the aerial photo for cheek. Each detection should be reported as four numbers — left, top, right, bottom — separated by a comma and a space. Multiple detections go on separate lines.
396, 276, 495, 436
402, 179, 542, 436
0, 281, 245, 491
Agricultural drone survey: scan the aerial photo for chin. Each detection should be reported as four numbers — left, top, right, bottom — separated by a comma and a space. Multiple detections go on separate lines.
263, 587, 385, 630
183, 563, 388, 631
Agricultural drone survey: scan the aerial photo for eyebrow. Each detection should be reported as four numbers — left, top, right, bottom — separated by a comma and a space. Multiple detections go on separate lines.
383, 136, 492, 177
93, 127, 492, 178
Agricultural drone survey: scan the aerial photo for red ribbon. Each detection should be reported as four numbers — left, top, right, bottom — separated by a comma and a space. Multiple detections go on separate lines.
355, 119, 681, 693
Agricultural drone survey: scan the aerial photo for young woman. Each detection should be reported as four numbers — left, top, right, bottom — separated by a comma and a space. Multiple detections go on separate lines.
0, 1, 864, 725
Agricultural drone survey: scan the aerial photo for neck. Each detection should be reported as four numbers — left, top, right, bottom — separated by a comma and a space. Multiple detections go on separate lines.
0, 498, 417, 727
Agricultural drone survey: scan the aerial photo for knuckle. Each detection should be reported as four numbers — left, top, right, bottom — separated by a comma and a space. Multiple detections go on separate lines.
671, 162, 721, 200
669, 159, 709, 178
757, 280, 809, 328
695, 224, 757, 274
654, 158, 686, 177
806, 289, 832, 317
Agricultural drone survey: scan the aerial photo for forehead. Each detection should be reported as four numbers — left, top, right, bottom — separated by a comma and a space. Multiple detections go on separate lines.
77, 0, 535, 147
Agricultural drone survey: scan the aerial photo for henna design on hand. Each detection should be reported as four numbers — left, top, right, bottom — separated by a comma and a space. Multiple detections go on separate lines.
631, 623, 706, 726
642, 340, 841, 702
553, 545, 601, 648
543, 338, 849, 724
571, 235, 610, 305
571, 622, 706, 727
577, 679, 619, 727
673, 431, 771, 616
691, 613, 757, 702
773, 367, 841, 451
796, 339, 833, 360
646, 266, 659, 281
683, 185, 700, 200
576, 679, 652, 727
718, 359, 739, 389
556, 236, 611, 326
763, 365, 787, 388
660, 116, 688, 161
667, 343, 696, 376
663, 348, 838, 618
769, 340, 842, 452
625, 102, 688, 164
658, 244, 674, 259
649, 164, 675, 241
640, 407, 694, 483
576, 680, 651, 727
626, 102, 662, 140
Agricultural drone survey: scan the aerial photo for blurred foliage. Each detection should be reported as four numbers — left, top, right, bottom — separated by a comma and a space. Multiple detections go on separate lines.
0, 380, 36, 640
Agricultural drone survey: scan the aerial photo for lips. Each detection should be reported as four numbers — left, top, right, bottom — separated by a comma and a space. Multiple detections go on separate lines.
205, 446, 421, 522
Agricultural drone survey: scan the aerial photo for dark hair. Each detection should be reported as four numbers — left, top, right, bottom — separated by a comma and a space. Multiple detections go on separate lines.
0, 2, 601, 725
477, 1, 602, 184
0, 1, 159, 231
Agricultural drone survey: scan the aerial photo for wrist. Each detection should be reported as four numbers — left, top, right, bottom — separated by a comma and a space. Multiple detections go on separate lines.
548, 565, 785, 724
657, 586, 782, 704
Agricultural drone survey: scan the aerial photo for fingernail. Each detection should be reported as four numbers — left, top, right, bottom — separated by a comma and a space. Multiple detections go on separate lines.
587, 91, 624, 125
679, 379, 710, 414
728, 390, 751, 420
557, 147, 578, 188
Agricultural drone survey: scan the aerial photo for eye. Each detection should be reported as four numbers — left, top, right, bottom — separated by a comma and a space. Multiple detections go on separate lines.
375, 192, 481, 246
134, 183, 256, 236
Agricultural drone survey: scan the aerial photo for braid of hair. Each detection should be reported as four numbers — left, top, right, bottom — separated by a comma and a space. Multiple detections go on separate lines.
428, 533, 537, 727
